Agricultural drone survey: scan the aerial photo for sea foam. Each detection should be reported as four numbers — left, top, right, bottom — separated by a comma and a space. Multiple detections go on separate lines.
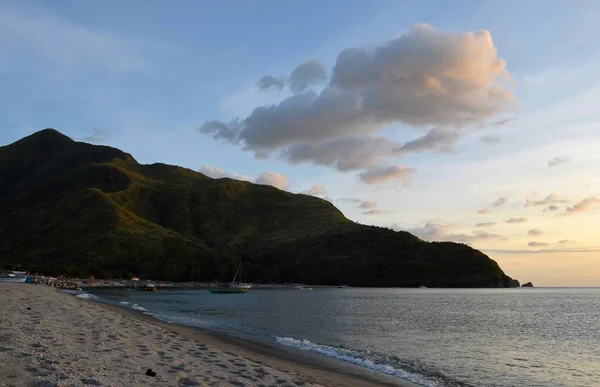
75, 292, 98, 299
275, 336, 438, 386
131, 304, 148, 312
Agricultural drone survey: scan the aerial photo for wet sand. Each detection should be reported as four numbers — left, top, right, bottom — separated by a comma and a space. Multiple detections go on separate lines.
0, 283, 411, 386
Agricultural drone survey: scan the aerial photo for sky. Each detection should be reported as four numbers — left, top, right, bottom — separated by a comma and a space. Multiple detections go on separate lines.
1, 0, 599, 286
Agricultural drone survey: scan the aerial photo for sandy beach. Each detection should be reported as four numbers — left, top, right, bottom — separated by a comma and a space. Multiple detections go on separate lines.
0, 283, 409, 387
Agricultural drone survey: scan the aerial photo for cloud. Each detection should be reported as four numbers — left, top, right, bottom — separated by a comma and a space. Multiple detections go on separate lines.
544, 204, 560, 212
548, 156, 571, 167
527, 228, 545, 237
477, 208, 490, 214
79, 128, 110, 144
492, 197, 507, 207
200, 24, 515, 183
528, 241, 549, 247
448, 230, 504, 243
302, 185, 327, 196
561, 197, 600, 216
475, 222, 497, 228
505, 217, 528, 224
406, 222, 451, 240
200, 119, 242, 142
395, 128, 460, 154
525, 193, 568, 207
256, 76, 285, 92
283, 135, 400, 171
362, 209, 391, 215
484, 118, 514, 127
358, 165, 416, 185
337, 197, 362, 203
199, 165, 254, 182
199, 165, 288, 190
256, 172, 289, 190
289, 59, 327, 93
558, 239, 575, 244
405, 222, 504, 244
480, 135, 501, 145
359, 200, 378, 209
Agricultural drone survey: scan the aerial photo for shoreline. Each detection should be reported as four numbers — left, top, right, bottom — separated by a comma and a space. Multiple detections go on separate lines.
0, 283, 414, 386
95, 300, 412, 387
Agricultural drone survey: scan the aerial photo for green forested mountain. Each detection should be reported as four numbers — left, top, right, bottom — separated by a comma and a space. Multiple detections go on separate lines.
0, 129, 516, 287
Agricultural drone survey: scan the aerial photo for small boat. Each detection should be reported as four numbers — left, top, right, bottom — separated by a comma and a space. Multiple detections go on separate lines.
0, 272, 30, 283
338, 284, 351, 289
294, 285, 313, 290
420, 285, 427, 289
209, 262, 251, 294
129, 281, 159, 292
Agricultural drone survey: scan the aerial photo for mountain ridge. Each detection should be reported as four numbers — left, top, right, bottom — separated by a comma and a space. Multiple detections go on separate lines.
0, 129, 516, 287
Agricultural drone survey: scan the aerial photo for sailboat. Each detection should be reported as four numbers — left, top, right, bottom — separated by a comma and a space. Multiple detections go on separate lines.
209, 262, 252, 294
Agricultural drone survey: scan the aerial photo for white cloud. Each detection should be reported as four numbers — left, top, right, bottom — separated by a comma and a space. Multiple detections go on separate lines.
359, 200, 378, 209
527, 228, 545, 237
362, 209, 391, 215
525, 193, 568, 207
199, 165, 254, 182
283, 135, 399, 171
395, 128, 460, 154
256, 76, 286, 92
404, 222, 504, 244
562, 197, 600, 216
548, 156, 571, 167
505, 217, 528, 224
558, 239, 575, 244
475, 222, 497, 228
302, 185, 327, 196
528, 241, 549, 247
358, 165, 416, 185
492, 197, 507, 207
289, 59, 327, 93
79, 128, 110, 144
256, 171, 289, 190
480, 135, 501, 145
199, 165, 288, 190
200, 23, 515, 183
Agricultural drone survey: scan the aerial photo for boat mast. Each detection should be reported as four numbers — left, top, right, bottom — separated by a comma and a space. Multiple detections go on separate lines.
231, 262, 241, 285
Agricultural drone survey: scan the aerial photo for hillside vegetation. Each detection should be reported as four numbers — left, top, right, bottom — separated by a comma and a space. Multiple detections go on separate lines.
0, 129, 515, 287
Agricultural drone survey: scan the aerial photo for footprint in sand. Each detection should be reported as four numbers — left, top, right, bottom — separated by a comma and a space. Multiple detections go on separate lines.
253, 368, 270, 376
178, 378, 200, 386
81, 378, 103, 386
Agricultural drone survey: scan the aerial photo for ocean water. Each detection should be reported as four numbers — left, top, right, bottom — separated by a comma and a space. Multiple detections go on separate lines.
86, 287, 600, 387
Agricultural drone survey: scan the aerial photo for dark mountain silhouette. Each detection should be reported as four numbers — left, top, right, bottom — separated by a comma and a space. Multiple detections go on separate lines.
0, 129, 516, 287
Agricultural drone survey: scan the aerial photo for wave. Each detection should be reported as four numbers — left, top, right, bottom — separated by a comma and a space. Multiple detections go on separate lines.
76, 292, 98, 300
119, 301, 130, 305
131, 303, 148, 312
275, 337, 439, 386
63, 290, 99, 300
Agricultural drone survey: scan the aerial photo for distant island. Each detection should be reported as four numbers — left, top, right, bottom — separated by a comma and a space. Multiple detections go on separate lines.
0, 129, 518, 287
